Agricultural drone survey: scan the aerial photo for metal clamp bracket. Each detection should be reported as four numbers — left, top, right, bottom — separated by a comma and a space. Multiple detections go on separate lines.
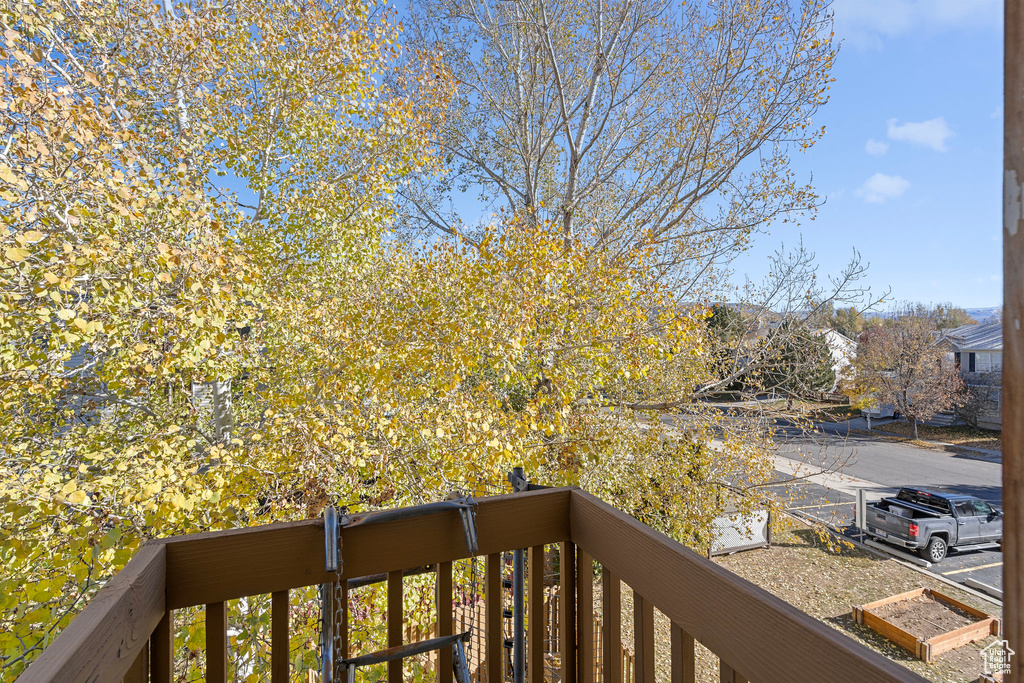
319, 495, 478, 683
343, 495, 478, 555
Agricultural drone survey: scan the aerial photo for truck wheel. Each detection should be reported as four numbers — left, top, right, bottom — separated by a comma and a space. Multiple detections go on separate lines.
920, 537, 947, 563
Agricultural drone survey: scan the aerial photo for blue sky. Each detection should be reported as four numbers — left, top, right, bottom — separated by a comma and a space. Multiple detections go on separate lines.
730, 0, 1003, 309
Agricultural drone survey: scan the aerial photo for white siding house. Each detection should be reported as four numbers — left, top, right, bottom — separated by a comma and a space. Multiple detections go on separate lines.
938, 321, 1002, 429
814, 328, 857, 393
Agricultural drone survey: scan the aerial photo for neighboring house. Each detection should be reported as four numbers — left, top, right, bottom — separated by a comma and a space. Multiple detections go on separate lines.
937, 321, 1002, 429
814, 328, 856, 393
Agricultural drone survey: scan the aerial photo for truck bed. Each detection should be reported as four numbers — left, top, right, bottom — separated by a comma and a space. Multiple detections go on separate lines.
870, 498, 946, 520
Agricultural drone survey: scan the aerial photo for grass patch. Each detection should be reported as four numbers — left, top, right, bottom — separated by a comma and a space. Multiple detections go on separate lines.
873, 422, 1001, 452
783, 399, 862, 423
806, 403, 862, 423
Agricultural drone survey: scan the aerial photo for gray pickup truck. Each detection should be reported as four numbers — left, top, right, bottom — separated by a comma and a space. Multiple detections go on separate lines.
865, 487, 1002, 563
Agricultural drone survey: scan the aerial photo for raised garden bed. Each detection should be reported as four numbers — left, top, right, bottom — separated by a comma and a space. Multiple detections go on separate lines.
853, 587, 1001, 662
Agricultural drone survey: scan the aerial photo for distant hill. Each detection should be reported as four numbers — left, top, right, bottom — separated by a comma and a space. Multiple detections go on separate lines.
963, 307, 1002, 323
863, 306, 1002, 324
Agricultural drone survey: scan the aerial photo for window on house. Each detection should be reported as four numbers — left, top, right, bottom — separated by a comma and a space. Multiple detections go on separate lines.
976, 352, 991, 373
993, 351, 1003, 371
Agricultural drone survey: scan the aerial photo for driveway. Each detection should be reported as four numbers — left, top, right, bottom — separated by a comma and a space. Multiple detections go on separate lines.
770, 422, 1003, 597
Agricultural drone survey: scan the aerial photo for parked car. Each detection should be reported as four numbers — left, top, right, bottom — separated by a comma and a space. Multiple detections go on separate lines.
864, 487, 1002, 563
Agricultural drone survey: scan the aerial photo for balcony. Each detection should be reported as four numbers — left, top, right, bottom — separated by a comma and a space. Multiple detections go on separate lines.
19, 487, 926, 683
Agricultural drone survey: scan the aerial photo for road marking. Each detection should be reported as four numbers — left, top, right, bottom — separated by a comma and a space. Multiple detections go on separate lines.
941, 561, 1003, 576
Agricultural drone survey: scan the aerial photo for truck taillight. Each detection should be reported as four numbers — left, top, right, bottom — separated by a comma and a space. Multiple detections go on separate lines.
909, 523, 919, 537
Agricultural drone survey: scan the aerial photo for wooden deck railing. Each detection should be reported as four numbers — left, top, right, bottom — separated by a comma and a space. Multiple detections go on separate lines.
18, 487, 927, 683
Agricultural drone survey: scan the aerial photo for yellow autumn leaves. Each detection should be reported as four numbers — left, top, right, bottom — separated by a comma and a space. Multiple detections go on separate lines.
0, 0, 784, 677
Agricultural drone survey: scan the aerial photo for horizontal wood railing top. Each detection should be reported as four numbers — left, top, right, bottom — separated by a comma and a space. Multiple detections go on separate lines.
569, 489, 928, 683
158, 485, 573, 609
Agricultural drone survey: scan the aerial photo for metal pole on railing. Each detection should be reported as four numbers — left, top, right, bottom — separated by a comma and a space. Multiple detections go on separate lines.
509, 467, 528, 683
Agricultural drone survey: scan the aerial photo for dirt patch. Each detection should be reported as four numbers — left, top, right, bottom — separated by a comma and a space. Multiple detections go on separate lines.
870, 594, 978, 640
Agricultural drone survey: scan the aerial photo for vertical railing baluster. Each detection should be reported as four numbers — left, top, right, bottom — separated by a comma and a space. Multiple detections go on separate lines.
559, 542, 577, 683
601, 568, 621, 683
669, 622, 695, 683
271, 590, 289, 683
151, 611, 173, 683
123, 640, 148, 683
576, 549, 594, 683
632, 593, 654, 683
528, 546, 544, 683
719, 662, 747, 683
206, 601, 227, 683
438, 561, 454, 683
388, 570, 403, 683
486, 553, 502, 683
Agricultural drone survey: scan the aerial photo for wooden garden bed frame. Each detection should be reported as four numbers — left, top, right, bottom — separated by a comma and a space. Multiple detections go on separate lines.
853, 587, 1002, 662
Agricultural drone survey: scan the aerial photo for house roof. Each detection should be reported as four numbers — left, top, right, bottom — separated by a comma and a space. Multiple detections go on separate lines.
815, 328, 856, 346
941, 321, 1002, 351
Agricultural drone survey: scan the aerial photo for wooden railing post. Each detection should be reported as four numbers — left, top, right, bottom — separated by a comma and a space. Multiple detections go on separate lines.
719, 662, 747, 683
601, 568, 621, 683
151, 610, 173, 683
388, 570, 403, 683
206, 601, 227, 683
1004, 2, 1024, 679
123, 641, 148, 683
670, 622, 695, 683
560, 542, 577, 683
633, 592, 654, 683
438, 561, 454, 683
577, 548, 594, 683
528, 546, 545, 683
271, 590, 289, 683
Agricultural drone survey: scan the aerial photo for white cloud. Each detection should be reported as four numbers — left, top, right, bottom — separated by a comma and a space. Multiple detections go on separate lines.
865, 139, 889, 155
833, 0, 1000, 49
856, 173, 910, 203
886, 117, 953, 151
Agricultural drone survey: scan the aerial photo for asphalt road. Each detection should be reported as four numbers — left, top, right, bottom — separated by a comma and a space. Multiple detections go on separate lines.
770, 422, 1003, 597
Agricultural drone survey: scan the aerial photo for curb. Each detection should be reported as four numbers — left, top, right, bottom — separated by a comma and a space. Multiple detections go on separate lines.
965, 577, 1004, 600
862, 538, 931, 567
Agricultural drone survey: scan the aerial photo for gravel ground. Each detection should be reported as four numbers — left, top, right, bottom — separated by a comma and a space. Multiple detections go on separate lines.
605, 517, 1002, 683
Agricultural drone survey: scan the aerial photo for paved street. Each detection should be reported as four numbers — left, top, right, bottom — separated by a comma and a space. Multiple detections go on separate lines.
770, 422, 1003, 597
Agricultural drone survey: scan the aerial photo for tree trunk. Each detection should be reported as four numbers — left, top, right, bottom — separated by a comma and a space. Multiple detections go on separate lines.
911, 416, 918, 440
